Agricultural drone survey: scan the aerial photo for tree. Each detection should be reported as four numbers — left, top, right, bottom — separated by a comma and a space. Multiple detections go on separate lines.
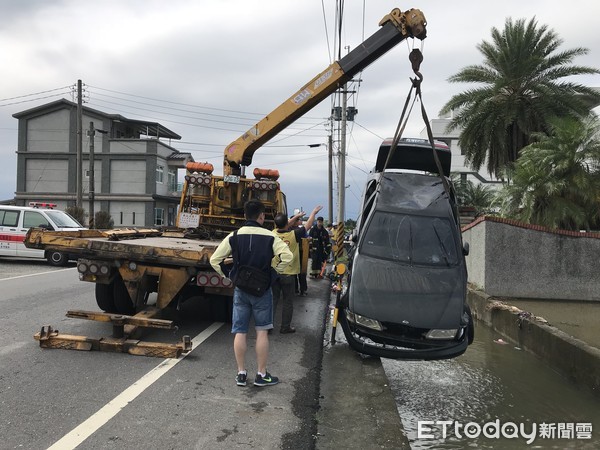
440, 17, 600, 178
499, 116, 600, 230
452, 176, 497, 216
65, 205, 86, 226
94, 210, 114, 229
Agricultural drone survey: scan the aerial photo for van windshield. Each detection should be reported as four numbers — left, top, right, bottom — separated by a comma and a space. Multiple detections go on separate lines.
361, 211, 458, 266
45, 211, 83, 228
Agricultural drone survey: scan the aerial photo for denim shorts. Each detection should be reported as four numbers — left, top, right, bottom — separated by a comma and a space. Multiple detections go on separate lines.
231, 287, 274, 333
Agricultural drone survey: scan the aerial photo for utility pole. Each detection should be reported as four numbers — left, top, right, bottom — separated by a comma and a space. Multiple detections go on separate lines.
87, 121, 95, 229
336, 86, 347, 225
76, 80, 83, 207
328, 132, 333, 224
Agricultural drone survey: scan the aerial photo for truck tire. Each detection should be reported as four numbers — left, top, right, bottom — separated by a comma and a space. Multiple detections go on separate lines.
47, 251, 68, 266
113, 276, 135, 315
210, 295, 233, 323
95, 282, 117, 313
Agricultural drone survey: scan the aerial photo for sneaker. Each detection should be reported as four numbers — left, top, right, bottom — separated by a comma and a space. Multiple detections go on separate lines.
280, 326, 296, 334
236, 372, 247, 387
254, 372, 279, 387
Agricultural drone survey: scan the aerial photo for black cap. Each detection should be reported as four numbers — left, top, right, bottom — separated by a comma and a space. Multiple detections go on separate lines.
317, 216, 324, 221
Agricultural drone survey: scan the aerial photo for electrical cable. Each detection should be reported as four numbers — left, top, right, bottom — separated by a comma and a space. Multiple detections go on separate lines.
0, 85, 72, 103
0, 91, 72, 107
321, 0, 332, 64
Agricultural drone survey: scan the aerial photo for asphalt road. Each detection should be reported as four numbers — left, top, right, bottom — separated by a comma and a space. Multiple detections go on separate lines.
0, 259, 331, 449
0, 257, 75, 279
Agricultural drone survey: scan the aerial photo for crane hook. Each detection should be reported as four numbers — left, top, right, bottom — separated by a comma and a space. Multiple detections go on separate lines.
409, 48, 424, 85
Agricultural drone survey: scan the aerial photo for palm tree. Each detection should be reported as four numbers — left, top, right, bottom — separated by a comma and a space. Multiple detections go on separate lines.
452, 176, 497, 216
499, 115, 600, 230
440, 17, 600, 178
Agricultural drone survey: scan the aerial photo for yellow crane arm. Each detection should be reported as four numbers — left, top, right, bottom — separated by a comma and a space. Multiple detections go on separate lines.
223, 7, 427, 177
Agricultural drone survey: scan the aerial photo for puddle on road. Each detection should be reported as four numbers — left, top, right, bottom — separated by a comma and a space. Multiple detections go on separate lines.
383, 321, 600, 449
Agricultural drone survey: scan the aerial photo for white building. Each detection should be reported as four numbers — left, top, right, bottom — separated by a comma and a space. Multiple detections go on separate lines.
420, 116, 503, 187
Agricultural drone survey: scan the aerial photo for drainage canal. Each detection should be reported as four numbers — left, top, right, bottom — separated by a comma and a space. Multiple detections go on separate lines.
383, 321, 600, 449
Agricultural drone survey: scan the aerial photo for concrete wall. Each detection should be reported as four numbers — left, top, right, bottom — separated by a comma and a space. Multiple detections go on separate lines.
463, 217, 600, 301
27, 110, 70, 152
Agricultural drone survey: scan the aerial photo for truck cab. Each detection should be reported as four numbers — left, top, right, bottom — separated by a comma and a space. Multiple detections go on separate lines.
0, 203, 85, 265
341, 138, 474, 360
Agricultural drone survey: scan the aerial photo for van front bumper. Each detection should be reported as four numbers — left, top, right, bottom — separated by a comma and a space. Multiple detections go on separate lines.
339, 308, 469, 360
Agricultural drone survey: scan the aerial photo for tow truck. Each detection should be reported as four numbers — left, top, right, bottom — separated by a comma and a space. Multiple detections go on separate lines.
25, 6, 427, 357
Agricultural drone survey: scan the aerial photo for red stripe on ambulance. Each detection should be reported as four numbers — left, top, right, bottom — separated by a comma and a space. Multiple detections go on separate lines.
0, 234, 25, 243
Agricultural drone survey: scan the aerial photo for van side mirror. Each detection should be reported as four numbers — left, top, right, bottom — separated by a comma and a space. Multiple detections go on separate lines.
351, 232, 358, 243
462, 242, 470, 256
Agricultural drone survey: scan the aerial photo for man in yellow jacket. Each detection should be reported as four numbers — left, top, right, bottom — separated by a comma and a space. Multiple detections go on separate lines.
271, 205, 322, 333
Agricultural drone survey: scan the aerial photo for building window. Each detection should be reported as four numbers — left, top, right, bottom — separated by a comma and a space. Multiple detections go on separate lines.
154, 208, 164, 226
168, 169, 177, 191
156, 165, 164, 183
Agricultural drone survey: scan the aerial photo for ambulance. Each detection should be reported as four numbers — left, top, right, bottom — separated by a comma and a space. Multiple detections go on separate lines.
0, 202, 85, 265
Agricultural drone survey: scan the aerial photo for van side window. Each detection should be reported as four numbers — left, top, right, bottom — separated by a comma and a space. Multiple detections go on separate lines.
359, 180, 377, 229
23, 211, 50, 229
0, 210, 20, 227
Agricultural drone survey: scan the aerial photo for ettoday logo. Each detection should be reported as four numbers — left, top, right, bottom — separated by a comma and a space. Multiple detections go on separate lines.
417, 420, 592, 444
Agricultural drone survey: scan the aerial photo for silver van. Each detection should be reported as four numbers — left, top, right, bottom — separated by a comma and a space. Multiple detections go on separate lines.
0, 203, 85, 265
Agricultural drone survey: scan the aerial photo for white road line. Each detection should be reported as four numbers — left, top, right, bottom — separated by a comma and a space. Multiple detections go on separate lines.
47, 322, 224, 450
0, 267, 75, 281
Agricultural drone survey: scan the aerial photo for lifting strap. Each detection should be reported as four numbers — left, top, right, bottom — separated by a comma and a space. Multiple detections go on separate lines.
382, 48, 452, 197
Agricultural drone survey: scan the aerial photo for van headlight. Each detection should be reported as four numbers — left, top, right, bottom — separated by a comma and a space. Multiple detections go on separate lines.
346, 310, 383, 331
425, 329, 458, 340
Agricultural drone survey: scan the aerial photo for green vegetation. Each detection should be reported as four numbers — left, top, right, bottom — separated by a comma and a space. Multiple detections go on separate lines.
65, 205, 86, 225
498, 116, 600, 231
94, 210, 114, 229
440, 17, 600, 178
452, 176, 497, 217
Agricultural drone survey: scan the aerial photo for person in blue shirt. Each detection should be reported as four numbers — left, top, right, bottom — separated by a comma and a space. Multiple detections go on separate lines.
210, 200, 292, 387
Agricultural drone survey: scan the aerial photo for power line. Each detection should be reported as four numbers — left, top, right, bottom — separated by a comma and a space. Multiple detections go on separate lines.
86, 84, 325, 121
87, 95, 323, 131
321, 0, 332, 63
0, 91, 72, 107
0, 85, 72, 103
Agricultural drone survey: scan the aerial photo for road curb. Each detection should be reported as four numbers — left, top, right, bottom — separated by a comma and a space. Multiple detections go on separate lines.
315, 292, 410, 449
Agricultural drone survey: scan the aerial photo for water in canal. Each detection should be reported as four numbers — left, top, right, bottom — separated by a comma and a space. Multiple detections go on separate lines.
382, 320, 600, 449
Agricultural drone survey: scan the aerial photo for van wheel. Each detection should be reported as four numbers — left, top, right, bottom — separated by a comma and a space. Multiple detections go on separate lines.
113, 276, 135, 315
465, 304, 475, 345
47, 251, 68, 266
95, 282, 117, 313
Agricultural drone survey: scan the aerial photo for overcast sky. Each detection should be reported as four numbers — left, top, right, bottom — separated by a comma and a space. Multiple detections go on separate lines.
1, 0, 600, 220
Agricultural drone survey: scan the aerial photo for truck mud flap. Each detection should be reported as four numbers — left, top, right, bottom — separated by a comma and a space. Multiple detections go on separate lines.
33, 308, 192, 358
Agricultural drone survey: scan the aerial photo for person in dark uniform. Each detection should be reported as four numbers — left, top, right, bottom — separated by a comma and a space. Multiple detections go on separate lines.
308, 216, 331, 278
